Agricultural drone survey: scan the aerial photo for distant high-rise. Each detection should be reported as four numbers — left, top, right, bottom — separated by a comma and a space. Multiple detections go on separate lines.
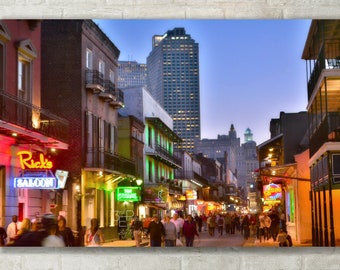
147, 27, 200, 152
118, 60, 147, 88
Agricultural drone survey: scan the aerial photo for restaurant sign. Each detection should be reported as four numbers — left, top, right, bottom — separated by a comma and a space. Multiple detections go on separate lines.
13, 151, 68, 189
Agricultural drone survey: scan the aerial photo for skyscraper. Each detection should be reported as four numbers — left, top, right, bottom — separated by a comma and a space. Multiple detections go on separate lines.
147, 27, 200, 152
118, 60, 147, 89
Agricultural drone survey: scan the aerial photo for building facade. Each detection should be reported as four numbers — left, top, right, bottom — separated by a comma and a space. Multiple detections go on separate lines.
119, 86, 182, 218
41, 20, 135, 243
194, 124, 240, 185
0, 20, 69, 227
302, 19, 340, 246
118, 60, 147, 89
257, 111, 310, 244
237, 128, 258, 189
147, 28, 200, 152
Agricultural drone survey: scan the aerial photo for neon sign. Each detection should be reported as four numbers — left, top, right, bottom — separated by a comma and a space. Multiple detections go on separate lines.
17, 151, 53, 169
116, 187, 141, 202
263, 183, 282, 201
14, 177, 57, 189
186, 189, 197, 200
13, 151, 68, 190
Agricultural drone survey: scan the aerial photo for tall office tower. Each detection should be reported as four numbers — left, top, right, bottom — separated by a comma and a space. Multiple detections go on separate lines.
147, 28, 200, 152
118, 60, 147, 89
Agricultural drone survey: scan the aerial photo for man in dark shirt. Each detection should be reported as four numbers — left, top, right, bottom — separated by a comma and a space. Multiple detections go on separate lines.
147, 215, 165, 247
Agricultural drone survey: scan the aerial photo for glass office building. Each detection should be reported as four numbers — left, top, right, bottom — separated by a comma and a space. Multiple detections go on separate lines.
147, 28, 200, 152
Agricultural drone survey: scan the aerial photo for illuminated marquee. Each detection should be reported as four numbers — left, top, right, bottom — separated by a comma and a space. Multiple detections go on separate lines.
116, 187, 141, 202
14, 151, 67, 190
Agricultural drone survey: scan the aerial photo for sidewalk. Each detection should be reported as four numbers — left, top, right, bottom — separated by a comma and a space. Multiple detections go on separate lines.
243, 236, 312, 247
101, 238, 149, 247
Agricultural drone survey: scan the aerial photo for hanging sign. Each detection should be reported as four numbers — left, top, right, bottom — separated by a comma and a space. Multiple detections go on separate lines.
14, 151, 67, 190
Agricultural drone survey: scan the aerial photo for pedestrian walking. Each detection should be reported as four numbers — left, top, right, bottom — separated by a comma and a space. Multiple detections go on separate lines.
163, 216, 176, 247
182, 215, 199, 247
207, 214, 216, 236
224, 213, 232, 234
261, 213, 271, 241
242, 214, 250, 240
170, 212, 184, 239
57, 215, 74, 247
147, 215, 165, 247
217, 215, 224, 236
85, 218, 104, 247
131, 216, 143, 247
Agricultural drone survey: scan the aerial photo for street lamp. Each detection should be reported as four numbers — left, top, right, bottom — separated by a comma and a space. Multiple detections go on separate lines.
135, 178, 143, 186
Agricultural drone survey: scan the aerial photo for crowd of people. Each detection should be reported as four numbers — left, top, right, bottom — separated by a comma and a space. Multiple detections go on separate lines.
195, 209, 292, 247
127, 208, 292, 248
131, 212, 199, 247
0, 214, 75, 247
0, 208, 292, 247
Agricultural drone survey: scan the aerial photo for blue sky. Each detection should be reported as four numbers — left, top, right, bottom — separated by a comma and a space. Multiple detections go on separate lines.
95, 19, 312, 145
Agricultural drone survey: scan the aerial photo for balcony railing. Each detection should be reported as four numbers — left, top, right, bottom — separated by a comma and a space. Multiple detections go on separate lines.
310, 112, 340, 156
307, 42, 340, 99
146, 143, 181, 168
85, 148, 136, 176
85, 70, 105, 93
0, 90, 69, 143
85, 71, 124, 107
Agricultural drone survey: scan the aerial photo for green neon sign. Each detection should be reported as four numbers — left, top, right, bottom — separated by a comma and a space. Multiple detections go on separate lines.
116, 187, 141, 202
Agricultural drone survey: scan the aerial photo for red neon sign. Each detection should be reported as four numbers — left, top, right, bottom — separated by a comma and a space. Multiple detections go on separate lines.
17, 151, 53, 170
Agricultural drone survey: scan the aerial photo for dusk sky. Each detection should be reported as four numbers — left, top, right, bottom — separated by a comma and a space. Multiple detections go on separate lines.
95, 19, 312, 145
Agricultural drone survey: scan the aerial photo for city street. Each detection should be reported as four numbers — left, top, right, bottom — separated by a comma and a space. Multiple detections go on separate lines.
102, 229, 252, 248
101, 228, 312, 248
193, 230, 248, 247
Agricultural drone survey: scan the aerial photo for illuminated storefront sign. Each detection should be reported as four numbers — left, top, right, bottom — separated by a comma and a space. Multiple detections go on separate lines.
14, 177, 57, 189
55, 170, 68, 189
116, 187, 141, 202
186, 189, 197, 200
263, 183, 282, 201
17, 150, 53, 169
13, 151, 68, 190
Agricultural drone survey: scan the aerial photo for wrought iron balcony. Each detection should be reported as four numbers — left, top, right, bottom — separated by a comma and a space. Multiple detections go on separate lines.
85, 72, 124, 108
85, 70, 105, 93
310, 112, 340, 156
110, 87, 124, 109
145, 143, 181, 168
85, 148, 136, 176
307, 42, 340, 100
0, 90, 69, 147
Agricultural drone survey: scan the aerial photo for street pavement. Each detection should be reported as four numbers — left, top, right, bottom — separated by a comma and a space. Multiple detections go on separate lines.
101, 230, 312, 248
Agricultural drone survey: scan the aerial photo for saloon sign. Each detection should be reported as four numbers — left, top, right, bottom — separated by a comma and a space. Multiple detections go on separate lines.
13, 151, 67, 189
